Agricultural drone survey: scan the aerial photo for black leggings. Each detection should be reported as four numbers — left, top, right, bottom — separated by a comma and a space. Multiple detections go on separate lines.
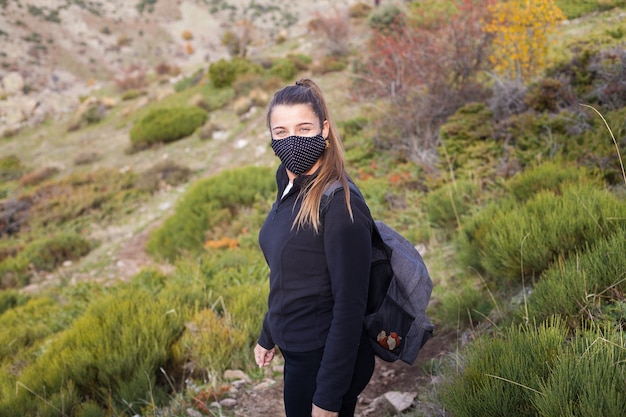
281, 334, 375, 417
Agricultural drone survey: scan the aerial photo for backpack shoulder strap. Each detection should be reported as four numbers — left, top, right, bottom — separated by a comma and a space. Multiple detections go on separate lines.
321, 180, 390, 256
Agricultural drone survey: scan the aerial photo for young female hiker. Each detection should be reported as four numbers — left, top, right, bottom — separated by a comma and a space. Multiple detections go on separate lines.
254, 79, 375, 417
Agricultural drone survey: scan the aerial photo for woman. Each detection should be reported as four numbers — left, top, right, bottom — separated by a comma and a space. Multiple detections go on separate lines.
255, 79, 375, 417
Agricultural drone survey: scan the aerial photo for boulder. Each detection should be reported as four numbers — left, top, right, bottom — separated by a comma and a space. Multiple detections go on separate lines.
2, 72, 25, 96
360, 391, 417, 416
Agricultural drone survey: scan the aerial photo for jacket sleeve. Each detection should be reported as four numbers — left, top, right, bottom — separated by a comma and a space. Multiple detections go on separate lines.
313, 190, 373, 411
257, 312, 275, 350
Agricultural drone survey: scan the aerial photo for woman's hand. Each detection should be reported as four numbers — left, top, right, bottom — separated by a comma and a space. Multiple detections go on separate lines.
254, 344, 275, 368
312, 404, 338, 417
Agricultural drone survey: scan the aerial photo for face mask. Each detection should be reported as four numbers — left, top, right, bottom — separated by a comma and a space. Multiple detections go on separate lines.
271, 133, 327, 175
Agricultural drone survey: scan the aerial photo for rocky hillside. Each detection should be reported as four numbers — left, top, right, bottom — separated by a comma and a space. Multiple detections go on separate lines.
0, 0, 361, 137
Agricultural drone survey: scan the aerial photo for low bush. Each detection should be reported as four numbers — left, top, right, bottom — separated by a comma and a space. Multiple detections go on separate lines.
457, 182, 626, 284
286, 53, 312, 71
534, 328, 626, 417
173, 68, 205, 92
0, 289, 28, 315
0, 155, 25, 182
368, 3, 404, 32
2, 289, 185, 416
171, 308, 247, 379
523, 229, 626, 328
436, 277, 494, 328
440, 319, 626, 417
0, 233, 92, 288
136, 160, 192, 193
20, 168, 143, 231
120, 88, 146, 101
0, 253, 29, 288
0, 297, 69, 363
269, 58, 297, 81
555, 0, 626, 19
425, 179, 481, 231
73, 151, 101, 165
18, 166, 59, 187
208, 57, 262, 88
129, 106, 208, 150
20, 232, 92, 272
525, 77, 576, 113
312, 54, 349, 75
348, 2, 372, 19
147, 166, 275, 261
505, 160, 597, 202
439, 103, 501, 179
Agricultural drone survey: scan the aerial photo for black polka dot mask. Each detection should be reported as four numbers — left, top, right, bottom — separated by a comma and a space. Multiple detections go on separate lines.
271, 133, 327, 175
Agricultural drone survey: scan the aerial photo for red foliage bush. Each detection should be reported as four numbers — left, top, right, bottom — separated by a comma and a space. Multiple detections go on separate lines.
351, 0, 495, 159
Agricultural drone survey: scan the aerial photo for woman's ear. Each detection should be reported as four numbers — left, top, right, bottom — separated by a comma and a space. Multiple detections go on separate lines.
322, 120, 330, 138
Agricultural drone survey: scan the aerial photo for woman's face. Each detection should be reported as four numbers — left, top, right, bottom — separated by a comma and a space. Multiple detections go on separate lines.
270, 103, 329, 140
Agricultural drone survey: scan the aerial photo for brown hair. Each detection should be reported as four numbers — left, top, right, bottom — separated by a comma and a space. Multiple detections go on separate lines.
267, 78, 352, 232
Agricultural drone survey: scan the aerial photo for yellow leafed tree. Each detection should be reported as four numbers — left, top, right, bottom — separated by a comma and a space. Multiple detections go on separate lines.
485, 0, 566, 82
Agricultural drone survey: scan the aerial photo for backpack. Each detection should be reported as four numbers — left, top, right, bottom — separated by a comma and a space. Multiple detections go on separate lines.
322, 181, 435, 365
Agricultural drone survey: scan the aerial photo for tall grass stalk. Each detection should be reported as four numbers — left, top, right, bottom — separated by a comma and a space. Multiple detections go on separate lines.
580, 103, 626, 185
15, 382, 69, 417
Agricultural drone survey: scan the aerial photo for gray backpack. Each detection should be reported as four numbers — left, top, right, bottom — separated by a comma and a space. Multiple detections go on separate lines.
323, 181, 434, 364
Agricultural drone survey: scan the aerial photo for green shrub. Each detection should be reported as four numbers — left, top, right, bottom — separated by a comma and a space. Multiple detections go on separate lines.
368, 4, 404, 32
0, 289, 28, 315
0, 297, 67, 362
313, 54, 349, 74
436, 277, 494, 328
501, 111, 588, 167
440, 320, 626, 417
339, 116, 368, 139
555, 0, 626, 19
0, 233, 91, 289
286, 53, 313, 71
534, 328, 626, 417
4, 289, 185, 416
173, 68, 204, 92
523, 229, 626, 328
439, 103, 501, 179
0, 155, 25, 182
172, 308, 247, 378
457, 183, 626, 284
208, 57, 262, 88
20, 233, 92, 272
129, 106, 207, 150
147, 166, 275, 261
505, 160, 597, 202
269, 58, 297, 81
0, 253, 30, 288
441, 320, 566, 417
425, 179, 481, 231
120, 88, 146, 101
